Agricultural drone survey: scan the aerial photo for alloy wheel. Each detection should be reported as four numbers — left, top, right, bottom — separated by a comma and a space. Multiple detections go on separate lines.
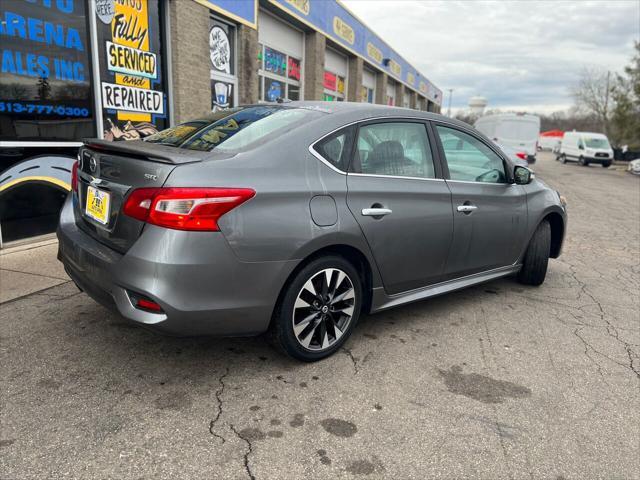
292, 268, 356, 351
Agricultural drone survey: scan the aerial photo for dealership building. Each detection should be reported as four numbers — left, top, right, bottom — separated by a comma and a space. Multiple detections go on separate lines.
0, 0, 442, 246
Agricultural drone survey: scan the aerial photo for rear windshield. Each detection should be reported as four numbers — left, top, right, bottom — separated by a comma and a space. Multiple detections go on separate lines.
585, 137, 610, 149
144, 106, 321, 152
496, 120, 539, 141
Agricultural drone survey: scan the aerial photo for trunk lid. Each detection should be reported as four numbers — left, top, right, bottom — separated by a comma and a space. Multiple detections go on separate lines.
74, 140, 211, 253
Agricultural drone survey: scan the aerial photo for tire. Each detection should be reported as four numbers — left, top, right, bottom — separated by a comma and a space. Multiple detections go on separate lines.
579, 156, 587, 166
517, 220, 551, 286
270, 255, 362, 361
602, 162, 611, 168
560, 154, 567, 164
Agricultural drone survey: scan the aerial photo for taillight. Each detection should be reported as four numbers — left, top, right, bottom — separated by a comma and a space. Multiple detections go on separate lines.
123, 187, 255, 231
71, 160, 79, 192
516, 152, 527, 160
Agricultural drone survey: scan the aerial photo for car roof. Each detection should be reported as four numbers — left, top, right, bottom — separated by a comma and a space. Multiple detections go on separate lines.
184, 102, 474, 133
284, 101, 475, 129
565, 131, 608, 138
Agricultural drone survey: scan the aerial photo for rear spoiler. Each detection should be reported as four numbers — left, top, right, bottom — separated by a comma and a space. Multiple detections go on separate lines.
82, 138, 208, 164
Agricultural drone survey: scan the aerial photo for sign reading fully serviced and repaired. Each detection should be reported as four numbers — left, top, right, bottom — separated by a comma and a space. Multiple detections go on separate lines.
106, 41, 157, 79
101, 82, 164, 114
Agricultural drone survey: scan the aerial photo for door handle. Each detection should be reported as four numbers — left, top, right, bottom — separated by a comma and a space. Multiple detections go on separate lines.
362, 207, 392, 217
457, 204, 478, 213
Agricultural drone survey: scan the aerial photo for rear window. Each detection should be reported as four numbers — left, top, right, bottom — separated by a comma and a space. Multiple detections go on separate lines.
143, 109, 241, 146
496, 120, 539, 141
146, 106, 320, 152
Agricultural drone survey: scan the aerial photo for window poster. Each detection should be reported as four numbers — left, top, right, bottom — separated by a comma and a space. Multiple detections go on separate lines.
212, 80, 233, 110
210, 20, 234, 76
210, 18, 235, 111
0, 0, 95, 141
265, 77, 283, 102
96, 0, 167, 141
264, 47, 286, 77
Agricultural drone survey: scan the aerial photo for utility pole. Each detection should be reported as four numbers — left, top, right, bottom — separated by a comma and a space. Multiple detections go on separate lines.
447, 88, 454, 117
603, 70, 610, 135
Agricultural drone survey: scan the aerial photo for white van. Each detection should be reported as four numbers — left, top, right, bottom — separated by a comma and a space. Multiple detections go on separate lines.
558, 131, 613, 167
474, 113, 540, 162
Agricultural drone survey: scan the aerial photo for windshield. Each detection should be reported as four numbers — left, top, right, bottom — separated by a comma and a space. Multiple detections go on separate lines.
585, 137, 610, 149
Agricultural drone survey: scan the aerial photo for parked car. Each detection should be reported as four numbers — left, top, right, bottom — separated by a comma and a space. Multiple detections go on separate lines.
475, 113, 540, 163
628, 158, 640, 175
57, 103, 567, 361
494, 142, 529, 167
557, 131, 613, 167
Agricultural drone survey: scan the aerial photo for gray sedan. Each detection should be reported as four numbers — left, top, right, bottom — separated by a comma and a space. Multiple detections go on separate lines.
57, 102, 567, 361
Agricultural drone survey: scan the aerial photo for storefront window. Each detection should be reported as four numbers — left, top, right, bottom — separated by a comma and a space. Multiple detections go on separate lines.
323, 71, 345, 101
386, 82, 396, 106
0, 1, 96, 141
258, 45, 301, 102
97, 0, 168, 141
403, 92, 410, 108
210, 17, 236, 111
361, 86, 374, 103
362, 69, 376, 104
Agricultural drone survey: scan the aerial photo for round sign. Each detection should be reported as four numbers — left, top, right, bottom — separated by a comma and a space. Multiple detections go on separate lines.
210, 26, 231, 74
95, 0, 115, 24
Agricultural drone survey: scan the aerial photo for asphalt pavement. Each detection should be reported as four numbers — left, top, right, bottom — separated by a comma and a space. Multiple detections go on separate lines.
1, 152, 638, 479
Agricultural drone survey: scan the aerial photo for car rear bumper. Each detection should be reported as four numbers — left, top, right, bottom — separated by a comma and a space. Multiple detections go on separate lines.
57, 195, 297, 336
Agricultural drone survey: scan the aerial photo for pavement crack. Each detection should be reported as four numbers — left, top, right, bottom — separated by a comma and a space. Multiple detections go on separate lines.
568, 265, 640, 380
0, 266, 69, 281
341, 347, 359, 374
209, 368, 229, 444
0, 280, 73, 305
230, 424, 256, 480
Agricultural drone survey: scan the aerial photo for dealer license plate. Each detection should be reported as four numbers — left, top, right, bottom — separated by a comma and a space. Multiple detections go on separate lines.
85, 185, 111, 225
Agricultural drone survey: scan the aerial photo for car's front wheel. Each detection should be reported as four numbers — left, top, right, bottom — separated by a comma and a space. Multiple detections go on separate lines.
270, 256, 362, 361
518, 220, 551, 286
560, 154, 567, 164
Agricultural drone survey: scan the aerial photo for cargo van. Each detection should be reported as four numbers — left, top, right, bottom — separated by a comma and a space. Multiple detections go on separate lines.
475, 113, 540, 162
558, 131, 613, 167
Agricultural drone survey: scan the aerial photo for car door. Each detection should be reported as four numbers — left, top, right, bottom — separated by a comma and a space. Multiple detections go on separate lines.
346, 119, 453, 295
433, 123, 527, 279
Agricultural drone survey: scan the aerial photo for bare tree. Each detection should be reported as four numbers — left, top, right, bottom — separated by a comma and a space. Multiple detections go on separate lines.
570, 67, 614, 135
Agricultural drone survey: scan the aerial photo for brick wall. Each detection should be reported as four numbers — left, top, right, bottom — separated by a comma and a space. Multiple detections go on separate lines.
237, 25, 259, 104
169, 0, 211, 123
347, 56, 363, 102
375, 72, 387, 104
304, 32, 326, 100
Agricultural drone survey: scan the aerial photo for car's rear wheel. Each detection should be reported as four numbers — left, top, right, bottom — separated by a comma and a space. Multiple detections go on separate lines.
517, 220, 551, 286
270, 256, 362, 361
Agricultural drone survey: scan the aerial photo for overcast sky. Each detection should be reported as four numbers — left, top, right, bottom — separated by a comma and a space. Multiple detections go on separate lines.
342, 0, 639, 114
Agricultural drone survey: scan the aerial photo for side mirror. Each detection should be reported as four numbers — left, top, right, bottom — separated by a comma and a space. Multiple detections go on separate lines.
578, 144, 584, 150
514, 165, 534, 185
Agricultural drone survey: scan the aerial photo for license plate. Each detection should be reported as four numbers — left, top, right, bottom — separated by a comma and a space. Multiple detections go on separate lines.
85, 185, 111, 225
